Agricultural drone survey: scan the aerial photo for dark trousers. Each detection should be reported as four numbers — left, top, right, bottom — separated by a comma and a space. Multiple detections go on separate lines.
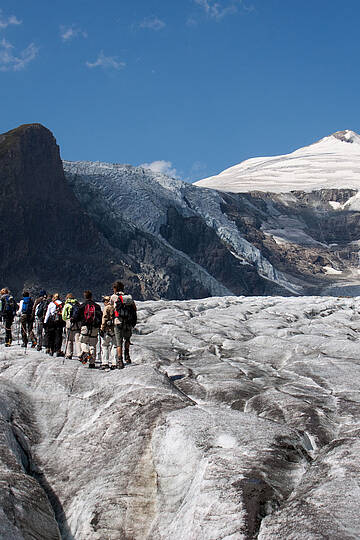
45, 323, 64, 354
4, 315, 14, 344
20, 314, 35, 346
35, 319, 45, 348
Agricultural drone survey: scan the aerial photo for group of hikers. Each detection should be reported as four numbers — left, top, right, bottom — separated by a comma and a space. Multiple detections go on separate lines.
0, 281, 137, 370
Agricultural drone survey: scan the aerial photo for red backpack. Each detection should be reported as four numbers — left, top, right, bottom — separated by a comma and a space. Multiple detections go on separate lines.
84, 303, 95, 325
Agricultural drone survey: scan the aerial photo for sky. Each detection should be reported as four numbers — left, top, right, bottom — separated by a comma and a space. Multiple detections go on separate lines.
1, 1, 360, 182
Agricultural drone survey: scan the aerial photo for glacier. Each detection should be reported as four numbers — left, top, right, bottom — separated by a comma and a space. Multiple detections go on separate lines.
64, 161, 300, 295
1, 295, 360, 538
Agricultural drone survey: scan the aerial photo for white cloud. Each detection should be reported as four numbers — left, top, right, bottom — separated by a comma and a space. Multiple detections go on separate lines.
140, 160, 179, 178
86, 51, 126, 70
139, 16, 166, 31
0, 10, 22, 29
0, 38, 38, 71
60, 25, 87, 42
193, 0, 253, 21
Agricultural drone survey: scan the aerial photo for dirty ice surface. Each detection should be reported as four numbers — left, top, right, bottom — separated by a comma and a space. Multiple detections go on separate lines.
1, 295, 360, 539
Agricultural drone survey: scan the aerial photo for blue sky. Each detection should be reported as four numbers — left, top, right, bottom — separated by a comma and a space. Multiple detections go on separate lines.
1, 1, 360, 181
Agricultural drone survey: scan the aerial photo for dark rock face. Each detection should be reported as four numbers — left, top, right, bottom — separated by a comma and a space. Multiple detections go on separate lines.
0, 124, 119, 296
160, 207, 289, 296
220, 189, 360, 294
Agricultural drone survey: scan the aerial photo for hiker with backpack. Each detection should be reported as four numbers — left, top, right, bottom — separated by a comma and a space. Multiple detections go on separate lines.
110, 281, 137, 368
62, 293, 80, 359
17, 291, 37, 348
73, 290, 102, 368
32, 290, 49, 351
0, 288, 17, 347
99, 295, 117, 371
44, 293, 65, 357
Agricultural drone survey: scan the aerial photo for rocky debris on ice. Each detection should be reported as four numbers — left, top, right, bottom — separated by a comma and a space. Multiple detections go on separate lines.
1, 295, 360, 538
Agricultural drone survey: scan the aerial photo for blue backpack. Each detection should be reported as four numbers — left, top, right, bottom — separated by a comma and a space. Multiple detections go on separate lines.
2, 295, 16, 316
22, 296, 33, 315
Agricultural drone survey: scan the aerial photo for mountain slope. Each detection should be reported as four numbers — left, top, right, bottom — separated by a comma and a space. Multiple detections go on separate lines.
64, 160, 297, 296
0, 124, 243, 300
64, 157, 360, 297
3, 123, 360, 298
195, 130, 360, 193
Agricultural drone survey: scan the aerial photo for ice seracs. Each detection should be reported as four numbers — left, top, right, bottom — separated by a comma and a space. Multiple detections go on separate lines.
194, 129, 360, 194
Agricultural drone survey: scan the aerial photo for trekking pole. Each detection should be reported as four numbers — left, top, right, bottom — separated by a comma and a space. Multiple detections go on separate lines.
17, 317, 20, 345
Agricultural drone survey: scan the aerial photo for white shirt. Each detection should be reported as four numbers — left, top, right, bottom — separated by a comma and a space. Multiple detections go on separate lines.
44, 300, 62, 324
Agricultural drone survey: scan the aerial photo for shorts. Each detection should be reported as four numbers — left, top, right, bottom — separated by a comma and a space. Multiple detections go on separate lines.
114, 324, 132, 346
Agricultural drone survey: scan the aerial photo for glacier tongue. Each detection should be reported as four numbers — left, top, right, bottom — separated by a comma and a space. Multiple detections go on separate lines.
1, 295, 360, 539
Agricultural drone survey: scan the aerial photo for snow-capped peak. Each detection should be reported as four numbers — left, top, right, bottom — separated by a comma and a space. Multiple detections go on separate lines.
309, 129, 360, 149
327, 129, 360, 144
195, 129, 360, 194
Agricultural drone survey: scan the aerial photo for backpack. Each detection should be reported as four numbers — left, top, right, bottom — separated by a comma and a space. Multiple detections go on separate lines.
83, 301, 101, 328
62, 299, 79, 321
2, 295, 16, 316
35, 298, 48, 320
114, 295, 137, 327
70, 302, 81, 324
22, 297, 33, 315
49, 300, 63, 323
84, 302, 95, 325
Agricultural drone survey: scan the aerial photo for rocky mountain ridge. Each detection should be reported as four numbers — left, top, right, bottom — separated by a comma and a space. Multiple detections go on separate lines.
2, 123, 360, 298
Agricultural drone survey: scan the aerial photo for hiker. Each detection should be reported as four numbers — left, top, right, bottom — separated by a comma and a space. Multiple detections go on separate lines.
44, 293, 65, 357
32, 290, 49, 351
73, 290, 102, 368
62, 293, 80, 359
0, 288, 17, 346
17, 291, 36, 348
99, 295, 117, 370
110, 280, 137, 368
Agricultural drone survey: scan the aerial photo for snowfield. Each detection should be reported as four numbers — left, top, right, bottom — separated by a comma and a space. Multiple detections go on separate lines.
195, 130, 360, 193
1, 295, 360, 539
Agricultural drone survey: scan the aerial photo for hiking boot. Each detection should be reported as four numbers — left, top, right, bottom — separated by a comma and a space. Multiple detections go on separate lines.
88, 363, 96, 369
116, 357, 124, 369
56, 351, 65, 357
36, 345, 42, 351
110, 365, 117, 370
